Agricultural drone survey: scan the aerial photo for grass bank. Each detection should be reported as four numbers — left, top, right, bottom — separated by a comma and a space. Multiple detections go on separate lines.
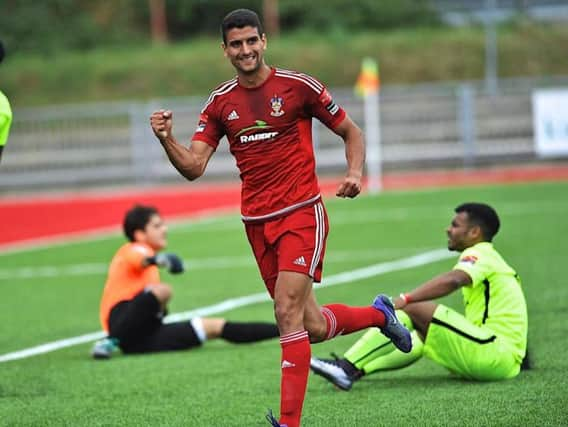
3, 21, 568, 107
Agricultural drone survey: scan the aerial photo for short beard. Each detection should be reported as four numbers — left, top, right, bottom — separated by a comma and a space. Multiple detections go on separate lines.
235, 56, 262, 74
240, 63, 260, 75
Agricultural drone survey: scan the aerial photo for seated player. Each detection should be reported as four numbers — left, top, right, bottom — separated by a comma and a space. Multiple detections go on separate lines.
0, 41, 13, 163
311, 203, 529, 389
91, 204, 279, 359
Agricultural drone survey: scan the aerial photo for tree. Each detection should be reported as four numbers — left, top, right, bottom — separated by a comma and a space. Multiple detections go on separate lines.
149, 0, 168, 44
263, 0, 280, 37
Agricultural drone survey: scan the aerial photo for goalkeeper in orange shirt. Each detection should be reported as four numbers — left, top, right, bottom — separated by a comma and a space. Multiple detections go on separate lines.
92, 204, 278, 359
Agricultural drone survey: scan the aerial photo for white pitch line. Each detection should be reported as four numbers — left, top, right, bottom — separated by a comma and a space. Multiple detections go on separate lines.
0, 248, 434, 280
0, 248, 453, 363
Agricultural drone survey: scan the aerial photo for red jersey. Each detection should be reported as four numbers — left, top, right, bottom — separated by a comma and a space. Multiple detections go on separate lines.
99, 242, 159, 332
191, 67, 346, 222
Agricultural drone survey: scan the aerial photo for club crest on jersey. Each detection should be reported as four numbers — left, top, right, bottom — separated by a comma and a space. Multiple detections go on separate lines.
195, 113, 208, 132
460, 255, 478, 265
270, 95, 285, 117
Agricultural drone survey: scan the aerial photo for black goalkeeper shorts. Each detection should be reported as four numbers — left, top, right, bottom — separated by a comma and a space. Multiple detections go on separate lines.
108, 290, 202, 354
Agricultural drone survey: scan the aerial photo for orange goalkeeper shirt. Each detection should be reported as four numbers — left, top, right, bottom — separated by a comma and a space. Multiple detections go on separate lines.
99, 242, 160, 332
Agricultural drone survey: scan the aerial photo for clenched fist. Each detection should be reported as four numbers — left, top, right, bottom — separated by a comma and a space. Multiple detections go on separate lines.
150, 109, 173, 140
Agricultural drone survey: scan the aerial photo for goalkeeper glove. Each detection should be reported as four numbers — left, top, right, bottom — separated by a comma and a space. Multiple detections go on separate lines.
148, 253, 184, 274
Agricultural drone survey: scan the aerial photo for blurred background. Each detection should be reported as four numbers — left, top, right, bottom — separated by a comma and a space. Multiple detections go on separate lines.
1, 0, 568, 194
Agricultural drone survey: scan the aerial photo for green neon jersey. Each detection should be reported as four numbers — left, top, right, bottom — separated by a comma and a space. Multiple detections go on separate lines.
453, 241, 528, 363
0, 90, 13, 147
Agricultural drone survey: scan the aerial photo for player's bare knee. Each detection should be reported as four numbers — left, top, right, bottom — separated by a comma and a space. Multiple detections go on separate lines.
274, 301, 303, 331
147, 283, 172, 303
274, 302, 293, 323
201, 317, 225, 339
403, 301, 436, 321
403, 301, 436, 337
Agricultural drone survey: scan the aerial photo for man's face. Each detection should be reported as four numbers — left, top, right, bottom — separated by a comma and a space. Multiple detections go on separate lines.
222, 26, 266, 75
141, 214, 168, 251
446, 211, 478, 252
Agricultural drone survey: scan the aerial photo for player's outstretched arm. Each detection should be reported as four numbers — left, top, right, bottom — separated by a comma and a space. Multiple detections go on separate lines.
333, 115, 365, 198
150, 109, 215, 181
394, 270, 472, 309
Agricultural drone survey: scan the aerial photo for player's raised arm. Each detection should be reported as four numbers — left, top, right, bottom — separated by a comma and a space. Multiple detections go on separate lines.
150, 109, 215, 181
333, 115, 365, 198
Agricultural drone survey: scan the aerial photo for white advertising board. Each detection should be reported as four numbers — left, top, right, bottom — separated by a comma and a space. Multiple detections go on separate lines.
532, 89, 568, 157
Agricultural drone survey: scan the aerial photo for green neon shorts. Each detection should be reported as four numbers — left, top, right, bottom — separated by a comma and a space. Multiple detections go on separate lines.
423, 304, 520, 381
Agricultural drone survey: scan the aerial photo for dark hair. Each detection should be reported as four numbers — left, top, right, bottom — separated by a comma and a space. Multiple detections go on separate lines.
455, 202, 500, 242
0, 41, 4, 64
123, 205, 159, 242
221, 8, 263, 44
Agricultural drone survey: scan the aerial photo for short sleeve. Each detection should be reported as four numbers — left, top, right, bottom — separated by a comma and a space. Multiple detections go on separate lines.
0, 91, 12, 146
123, 243, 151, 272
304, 78, 346, 130
0, 114, 8, 130
191, 102, 225, 150
452, 247, 491, 288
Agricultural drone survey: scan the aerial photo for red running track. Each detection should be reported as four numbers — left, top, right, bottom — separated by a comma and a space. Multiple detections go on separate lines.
1, 163, 567, 250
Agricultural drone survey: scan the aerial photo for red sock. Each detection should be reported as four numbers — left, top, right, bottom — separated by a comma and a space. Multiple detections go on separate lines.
279, 330, 310, 427
321, 304, 386, 340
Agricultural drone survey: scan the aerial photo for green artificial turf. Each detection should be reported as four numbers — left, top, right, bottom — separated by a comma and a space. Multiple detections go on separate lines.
1, 181, 566, 426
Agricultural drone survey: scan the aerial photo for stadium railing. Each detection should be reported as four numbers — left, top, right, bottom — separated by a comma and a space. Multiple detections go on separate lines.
1, 76, 567, 193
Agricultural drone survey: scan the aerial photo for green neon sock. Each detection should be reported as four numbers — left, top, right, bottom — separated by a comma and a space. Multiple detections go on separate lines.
344, 328, 393, 369
396, 310, 414, 330
362, 330, 424, 375
343, 310, 414, 370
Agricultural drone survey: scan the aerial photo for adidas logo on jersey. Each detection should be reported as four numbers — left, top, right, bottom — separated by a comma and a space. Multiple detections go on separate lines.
281, 360, 296, 369
293, 256, 307, 267
227, 110, 239, 121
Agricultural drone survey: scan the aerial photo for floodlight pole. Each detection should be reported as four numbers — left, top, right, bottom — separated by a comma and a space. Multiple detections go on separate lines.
148, 0, 168, 44
263, 0, 280, 37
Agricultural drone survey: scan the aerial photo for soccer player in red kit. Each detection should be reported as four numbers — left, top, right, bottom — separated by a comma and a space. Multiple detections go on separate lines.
150, 9, 411, 427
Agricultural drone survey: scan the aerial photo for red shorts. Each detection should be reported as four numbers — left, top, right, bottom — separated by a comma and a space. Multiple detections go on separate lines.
244, 200, 329, 298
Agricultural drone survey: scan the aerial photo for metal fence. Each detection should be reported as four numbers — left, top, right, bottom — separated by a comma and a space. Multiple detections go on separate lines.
431, 0, 568, 25
1, 76, 567, 194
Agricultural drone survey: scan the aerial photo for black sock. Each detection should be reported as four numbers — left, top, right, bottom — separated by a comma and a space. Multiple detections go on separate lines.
339, 359, 364, 379
221, 322, 279, 343
521, 348, 532, 370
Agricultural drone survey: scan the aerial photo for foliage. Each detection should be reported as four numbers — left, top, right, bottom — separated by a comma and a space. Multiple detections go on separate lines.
0, 0, 439, 55
2, 22, 568, 106
164, 0, 264, 39
279, 0, 440, 32
0, 0, 146, 54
